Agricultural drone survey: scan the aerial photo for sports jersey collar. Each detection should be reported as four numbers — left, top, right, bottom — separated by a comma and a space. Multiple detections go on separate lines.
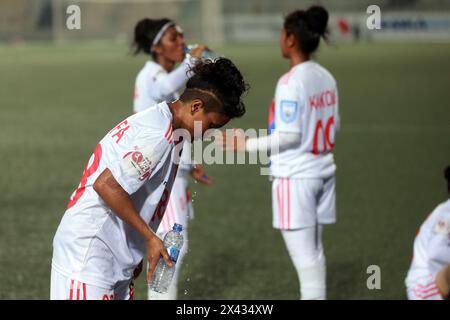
159, 101, 172, 118
292, 60, 315, 70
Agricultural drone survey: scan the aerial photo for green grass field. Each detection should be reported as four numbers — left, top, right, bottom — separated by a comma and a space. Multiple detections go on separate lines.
0, 41, 449, 299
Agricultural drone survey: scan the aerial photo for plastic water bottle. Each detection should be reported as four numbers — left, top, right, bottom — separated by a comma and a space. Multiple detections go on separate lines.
184, 44, 222, 61
149, 223, 184, 294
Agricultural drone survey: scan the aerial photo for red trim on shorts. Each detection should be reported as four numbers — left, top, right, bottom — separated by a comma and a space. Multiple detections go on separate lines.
276, 180, 281, 229
76, 281, 81, 300
83, 283, 87, 300
280, 178, 284, 229
69, 279, 74, 300
287, 179, 291, 229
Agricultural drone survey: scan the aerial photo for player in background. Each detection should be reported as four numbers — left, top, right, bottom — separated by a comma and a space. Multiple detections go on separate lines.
218, 6, 339, 299
50, 58, 247, 300
132, 18, 212, 300
405, 166, 450, 300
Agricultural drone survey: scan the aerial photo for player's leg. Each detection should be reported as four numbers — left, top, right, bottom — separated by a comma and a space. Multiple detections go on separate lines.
272, 177, 326, 300
281, 225, 326, 300
435, 265, 450, 299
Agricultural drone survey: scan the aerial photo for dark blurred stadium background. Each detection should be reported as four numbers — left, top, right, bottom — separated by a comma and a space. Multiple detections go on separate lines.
1, 0, 450, 299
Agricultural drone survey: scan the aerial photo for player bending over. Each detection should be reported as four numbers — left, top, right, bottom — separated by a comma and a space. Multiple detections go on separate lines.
50, 58, 247, 300
218, 6, 339, 300
132, 17, 212, 300
405, 166, 450, 300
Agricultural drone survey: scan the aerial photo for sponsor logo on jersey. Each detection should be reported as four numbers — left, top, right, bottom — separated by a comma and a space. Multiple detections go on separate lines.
280, 100, 298, 123
123, 150, 152, 181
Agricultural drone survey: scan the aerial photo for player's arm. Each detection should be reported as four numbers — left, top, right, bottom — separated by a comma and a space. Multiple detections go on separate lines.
152, 46, 208, 98
216, 129, 301, 154
217, 80, 302, 154
93, 168, 173, 281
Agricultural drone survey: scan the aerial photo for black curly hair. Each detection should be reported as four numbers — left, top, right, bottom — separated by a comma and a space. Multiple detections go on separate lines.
179, 58, 248, 119
132, 18, 173, 59
284, 6, 329, 55
445, 166, 450, 194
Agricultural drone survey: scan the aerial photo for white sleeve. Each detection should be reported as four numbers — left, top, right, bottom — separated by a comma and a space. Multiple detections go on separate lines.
245, 131, 301, 155
150, 57, 196, 101
334, 86, 341, 132
274, 80, 303, 134
427, 211, 450, 275
107, 137, 168, 195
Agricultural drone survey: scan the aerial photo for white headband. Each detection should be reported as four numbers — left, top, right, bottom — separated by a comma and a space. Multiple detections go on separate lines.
151, 22, 175, 51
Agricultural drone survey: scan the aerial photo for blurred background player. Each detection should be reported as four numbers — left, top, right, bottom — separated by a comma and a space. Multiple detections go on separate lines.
219, 6, 339, 300
51, 58, 248, 300
132, 18, 213, 300
405, 166, 450, 300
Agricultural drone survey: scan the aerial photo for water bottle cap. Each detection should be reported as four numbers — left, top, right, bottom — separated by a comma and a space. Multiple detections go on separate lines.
172, 223, 183, 232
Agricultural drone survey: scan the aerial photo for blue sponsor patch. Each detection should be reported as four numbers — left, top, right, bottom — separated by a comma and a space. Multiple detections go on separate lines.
280, 100, 298, 123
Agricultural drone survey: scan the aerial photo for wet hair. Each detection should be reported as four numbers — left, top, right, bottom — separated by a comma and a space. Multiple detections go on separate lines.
179, 58, 248, 119
132, 18, 173, 58
445, 166, 450, 194
284, 6, 329, 54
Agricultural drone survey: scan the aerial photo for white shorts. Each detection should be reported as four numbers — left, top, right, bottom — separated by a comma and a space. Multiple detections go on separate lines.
50, 268, 134, 300
407, 274, 443, 300
272, 177, 336, 230
158, 176, 193, 235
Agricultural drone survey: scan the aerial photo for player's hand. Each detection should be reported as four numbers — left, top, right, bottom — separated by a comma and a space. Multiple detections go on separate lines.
133, 260, 143, 280
190, 165, 213, 185
214, 129, 246, 152
146, 234, 173, 283
190, 44, 209, 58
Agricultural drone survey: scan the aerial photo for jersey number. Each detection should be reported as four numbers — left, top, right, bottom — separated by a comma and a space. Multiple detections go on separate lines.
312, 116, 334, 155
67, 144, 103, 209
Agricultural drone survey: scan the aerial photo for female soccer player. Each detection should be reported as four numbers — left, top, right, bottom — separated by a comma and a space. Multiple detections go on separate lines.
50, 58, 247, 300
405, 166, 450, 300
219, 6, 339, 299
132, 18, 212, 299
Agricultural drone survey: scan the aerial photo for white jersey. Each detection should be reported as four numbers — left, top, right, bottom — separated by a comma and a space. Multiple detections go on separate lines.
52, 102, 184, 289
133, 59, 194, 178
268, 61, 340, 179
133, 59, 193, 114
405, 199, 450, 287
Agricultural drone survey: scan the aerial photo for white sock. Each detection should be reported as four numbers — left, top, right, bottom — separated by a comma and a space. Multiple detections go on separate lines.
281, 225, 327, 300
298, 264, 326, 300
